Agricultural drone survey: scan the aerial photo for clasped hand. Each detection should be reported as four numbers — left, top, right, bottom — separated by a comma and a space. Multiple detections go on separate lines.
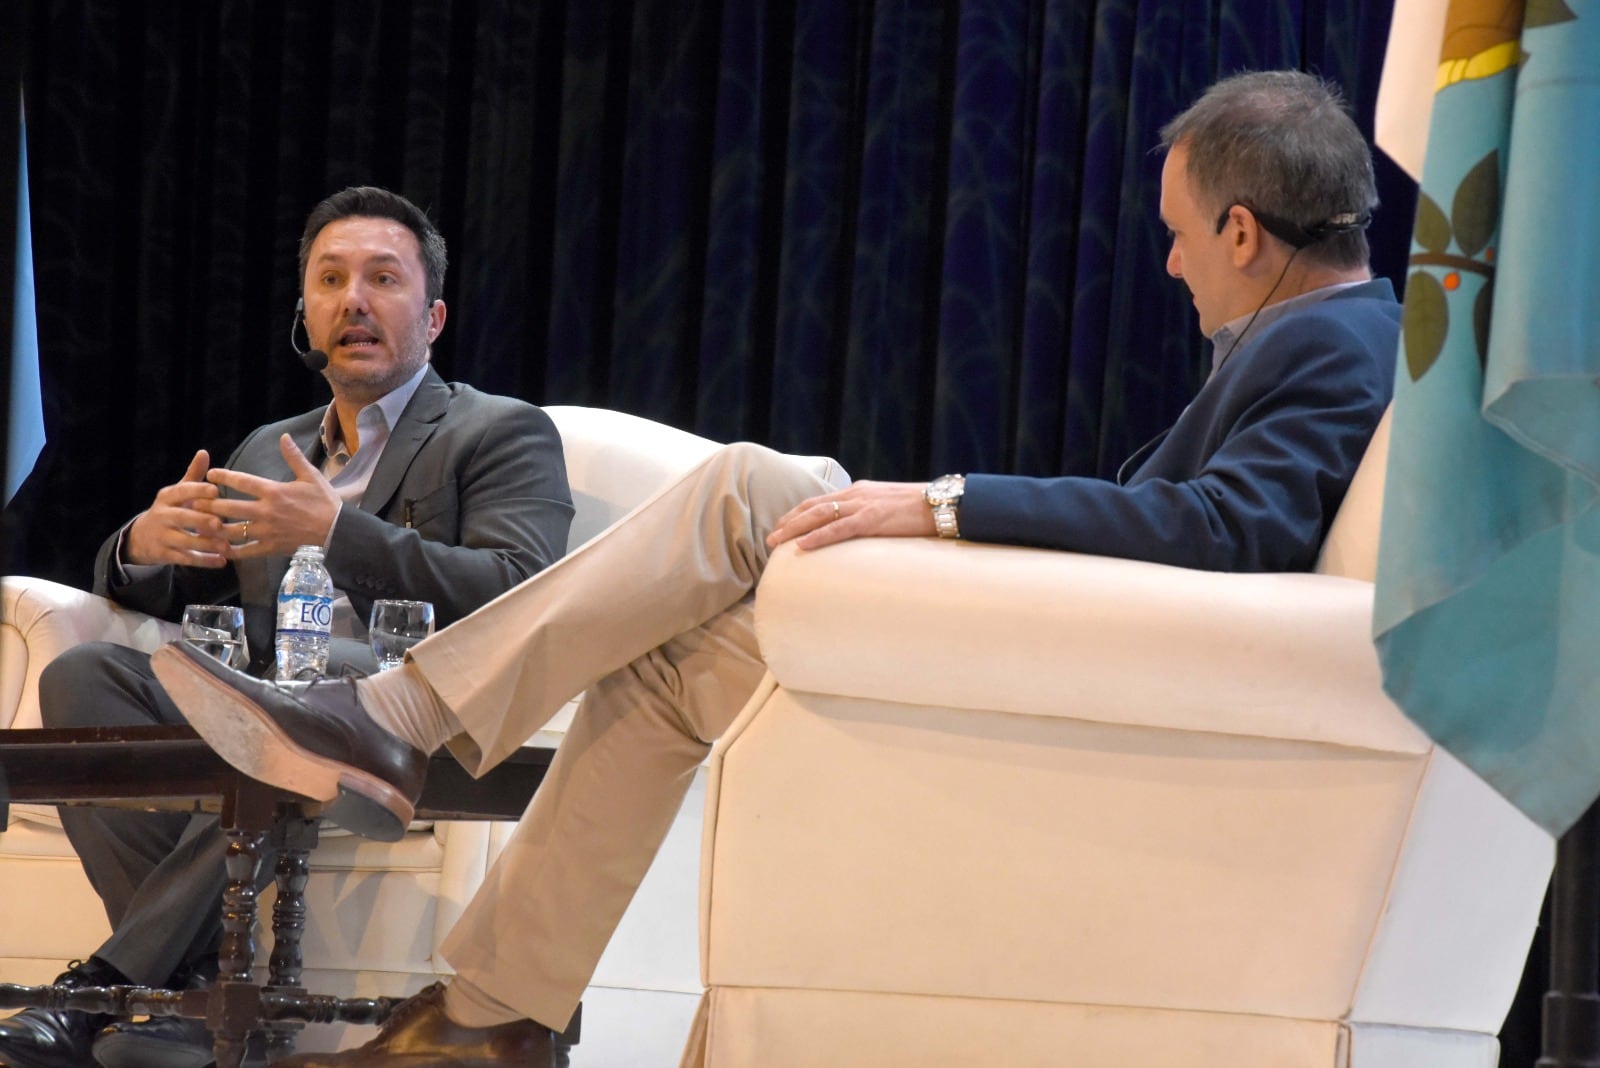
124, 435, 341, 567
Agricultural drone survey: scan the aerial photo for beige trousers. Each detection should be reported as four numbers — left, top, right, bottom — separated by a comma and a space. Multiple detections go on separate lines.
408, 442, 833, 1031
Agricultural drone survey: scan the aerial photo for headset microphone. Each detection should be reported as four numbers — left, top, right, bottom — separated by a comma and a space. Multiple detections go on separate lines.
1214, 204, 1371, 250
290, 298, 330, 372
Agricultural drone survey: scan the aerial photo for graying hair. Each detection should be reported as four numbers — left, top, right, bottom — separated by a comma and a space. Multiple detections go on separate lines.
1159, 70, 1377, 269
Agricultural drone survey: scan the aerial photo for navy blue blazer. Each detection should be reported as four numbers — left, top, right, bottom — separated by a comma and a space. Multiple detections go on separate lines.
961, 278, 1400, 572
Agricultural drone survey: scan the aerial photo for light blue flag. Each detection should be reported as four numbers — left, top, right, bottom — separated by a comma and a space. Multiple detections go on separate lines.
9, 112, 44, 503
1374, 0, 1600, 837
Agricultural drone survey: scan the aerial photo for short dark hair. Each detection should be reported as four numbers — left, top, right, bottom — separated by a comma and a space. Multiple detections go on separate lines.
297, 186, 448, 303
1159, 70, 1377, 270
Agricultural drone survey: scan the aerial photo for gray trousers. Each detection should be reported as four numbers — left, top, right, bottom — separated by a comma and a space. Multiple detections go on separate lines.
39, 642, 259, 986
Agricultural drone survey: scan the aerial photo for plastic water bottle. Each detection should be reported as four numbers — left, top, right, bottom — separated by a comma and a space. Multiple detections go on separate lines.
276, 545, 333, 682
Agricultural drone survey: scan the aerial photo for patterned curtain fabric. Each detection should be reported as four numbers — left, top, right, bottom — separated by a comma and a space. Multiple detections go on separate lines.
13, 0, 1408, 583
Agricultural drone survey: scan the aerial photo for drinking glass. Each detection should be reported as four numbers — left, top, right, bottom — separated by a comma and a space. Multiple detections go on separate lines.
369, 599, 435, 672
181, 604, 249, 670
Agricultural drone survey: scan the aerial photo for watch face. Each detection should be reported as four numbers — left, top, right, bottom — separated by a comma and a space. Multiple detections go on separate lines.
926, 474, 964, 504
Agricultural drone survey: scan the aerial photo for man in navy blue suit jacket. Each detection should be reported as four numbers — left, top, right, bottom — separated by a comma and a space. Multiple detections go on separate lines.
780, 68, 1398, 572
150, 70, 1399, 1066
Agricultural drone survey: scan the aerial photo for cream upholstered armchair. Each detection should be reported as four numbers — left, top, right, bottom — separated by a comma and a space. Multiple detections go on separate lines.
687, 411, 1555, 1068
0, 405, 847, 1061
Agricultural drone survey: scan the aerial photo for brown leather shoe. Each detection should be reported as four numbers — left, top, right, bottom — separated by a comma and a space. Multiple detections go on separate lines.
273, 983, 554, 1066
151, 641, 428, 841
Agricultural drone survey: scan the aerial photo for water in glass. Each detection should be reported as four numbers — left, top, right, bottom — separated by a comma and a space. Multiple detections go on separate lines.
369, 599, 435, 672
182, 604, 249, 670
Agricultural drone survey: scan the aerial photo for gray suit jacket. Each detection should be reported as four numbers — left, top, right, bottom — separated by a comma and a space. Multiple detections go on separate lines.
94, 367, 573, 674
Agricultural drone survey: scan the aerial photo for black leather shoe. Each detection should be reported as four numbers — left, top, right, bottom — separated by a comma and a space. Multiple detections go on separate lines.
93, 958, 216, 1068
152, 642, 428, 842
93, 1014, 214, 1068
94, 952, 225, 1068
94, 1018, 271, 1068
0, 958, 123, 1068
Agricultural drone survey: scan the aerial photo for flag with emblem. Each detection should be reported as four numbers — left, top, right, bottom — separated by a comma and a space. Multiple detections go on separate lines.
1373, 0, 1600, 836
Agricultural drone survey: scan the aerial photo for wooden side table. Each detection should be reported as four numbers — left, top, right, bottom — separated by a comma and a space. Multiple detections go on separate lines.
0, 725, 572, 1066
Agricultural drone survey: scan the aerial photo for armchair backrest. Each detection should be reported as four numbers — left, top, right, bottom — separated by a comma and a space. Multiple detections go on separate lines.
1314, 405, 1392, 582
544, 406, 721, 552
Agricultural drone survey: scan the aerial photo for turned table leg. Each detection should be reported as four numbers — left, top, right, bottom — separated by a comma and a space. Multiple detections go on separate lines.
264, 817, 318, 1061
211, 824, 267, 1068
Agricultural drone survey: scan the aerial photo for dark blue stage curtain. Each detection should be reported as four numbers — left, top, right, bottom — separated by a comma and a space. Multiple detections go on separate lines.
15, 0, 1407, 582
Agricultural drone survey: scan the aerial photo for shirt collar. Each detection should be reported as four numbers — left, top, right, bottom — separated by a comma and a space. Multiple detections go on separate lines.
318, 363, 432, 461
1209, 279, 1367, 372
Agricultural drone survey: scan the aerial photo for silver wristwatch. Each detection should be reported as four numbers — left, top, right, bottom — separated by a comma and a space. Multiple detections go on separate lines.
925, 474, 966, 539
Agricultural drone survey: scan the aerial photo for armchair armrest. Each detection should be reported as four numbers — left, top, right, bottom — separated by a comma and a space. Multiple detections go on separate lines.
703, 537, 1548, 1061
753, 539, 1429, 755
1, 576, 179, 731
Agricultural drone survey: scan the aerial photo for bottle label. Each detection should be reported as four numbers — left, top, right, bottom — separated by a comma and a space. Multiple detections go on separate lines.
277, 593, 333, 634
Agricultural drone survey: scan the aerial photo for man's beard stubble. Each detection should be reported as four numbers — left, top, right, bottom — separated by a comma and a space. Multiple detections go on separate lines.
323, 309, 432, 403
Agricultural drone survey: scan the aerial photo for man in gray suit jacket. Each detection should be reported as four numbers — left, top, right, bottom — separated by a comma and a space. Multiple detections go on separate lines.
0, 187, 573, 1068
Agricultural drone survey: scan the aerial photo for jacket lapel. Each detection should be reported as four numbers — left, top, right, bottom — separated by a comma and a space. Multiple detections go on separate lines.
359, 366, 449, 516
287, 419, 325, 475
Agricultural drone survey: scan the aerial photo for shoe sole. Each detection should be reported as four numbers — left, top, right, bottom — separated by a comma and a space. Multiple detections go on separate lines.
152, 646, 413, 842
